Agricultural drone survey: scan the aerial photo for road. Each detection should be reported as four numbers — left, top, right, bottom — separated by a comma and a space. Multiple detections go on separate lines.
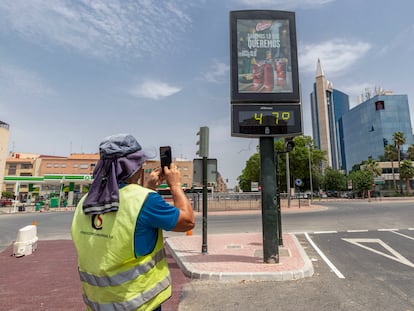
1, 200, 414, 310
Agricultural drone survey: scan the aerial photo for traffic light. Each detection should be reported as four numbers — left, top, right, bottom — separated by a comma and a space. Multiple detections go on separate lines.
285, 139, 295, 152
196, 126, 209, 157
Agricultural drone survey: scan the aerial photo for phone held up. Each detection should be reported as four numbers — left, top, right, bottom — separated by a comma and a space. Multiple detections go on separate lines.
160, 146, 172, 173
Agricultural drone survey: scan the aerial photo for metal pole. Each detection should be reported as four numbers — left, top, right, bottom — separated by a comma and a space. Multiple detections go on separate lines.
275, 151, 283, 246
260, 137, 279, 263
201, 156, 208, 254
286, 152, 291, 208
308, 144, 313, 202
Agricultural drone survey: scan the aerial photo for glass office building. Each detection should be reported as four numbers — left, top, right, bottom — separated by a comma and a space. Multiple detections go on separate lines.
342, 94, 413, 172
310, 60, 349, 171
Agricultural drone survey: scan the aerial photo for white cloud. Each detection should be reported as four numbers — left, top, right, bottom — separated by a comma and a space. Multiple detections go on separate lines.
299, 39, 371, 76
0, 0, 195, 60
129, 80, 181, 100
202, 60, 230, 83
0, 64, 55, 97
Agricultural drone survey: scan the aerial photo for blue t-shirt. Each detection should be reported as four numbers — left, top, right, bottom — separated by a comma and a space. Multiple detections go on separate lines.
134, 192, 180, 256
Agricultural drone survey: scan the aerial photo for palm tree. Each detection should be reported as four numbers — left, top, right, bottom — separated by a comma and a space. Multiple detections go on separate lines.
393, 131, 406, 194
362, 158, 382, 201
384, 144, 398, 190
399, 160, 414, 194
407, 144, 414, 160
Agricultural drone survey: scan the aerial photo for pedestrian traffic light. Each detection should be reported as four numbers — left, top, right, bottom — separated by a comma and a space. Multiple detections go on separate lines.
285, 139, 295, 152
196, 126, 209, 157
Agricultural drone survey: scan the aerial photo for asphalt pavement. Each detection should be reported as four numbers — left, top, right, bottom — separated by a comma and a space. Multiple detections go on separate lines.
0, 202, 324, 310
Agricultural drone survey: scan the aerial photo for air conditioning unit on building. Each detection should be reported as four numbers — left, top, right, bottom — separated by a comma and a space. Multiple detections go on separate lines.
13, 225, 38, 257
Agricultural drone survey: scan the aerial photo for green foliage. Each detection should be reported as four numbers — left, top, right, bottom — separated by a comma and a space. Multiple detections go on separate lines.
349, 170, 373, 192
407, 145, 414, 160
322, 167, 347, 191
238, 153, 260, 192
400, 160, 414, 179
237, 135, 326, 192
393, 131, 406, 147
400, 159, 414, 193
1, 191, 14, 199
362, 158, 381, 177
384, 144, 397, 161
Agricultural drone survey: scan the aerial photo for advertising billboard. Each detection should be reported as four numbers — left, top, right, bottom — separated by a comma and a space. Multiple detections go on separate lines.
230, 10, 299, 103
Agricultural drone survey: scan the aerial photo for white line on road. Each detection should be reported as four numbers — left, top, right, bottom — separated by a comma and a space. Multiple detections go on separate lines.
347, 230, 369, 233
304, 232, 345, 279
313, 231, 338, 234
342, 238, 414, 268
390, 230, 414, 241
378, 229, 399, 231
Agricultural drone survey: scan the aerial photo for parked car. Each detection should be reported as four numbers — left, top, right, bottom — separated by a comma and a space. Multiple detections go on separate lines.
0, 198, 12, 207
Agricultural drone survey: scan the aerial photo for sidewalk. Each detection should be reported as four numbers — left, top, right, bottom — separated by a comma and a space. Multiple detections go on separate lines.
164, 202, 324, 281
166, 232, 314, 281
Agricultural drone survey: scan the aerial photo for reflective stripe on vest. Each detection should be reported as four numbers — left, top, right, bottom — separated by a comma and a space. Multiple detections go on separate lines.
82, 274, 171, 311
79, 248, 165, 287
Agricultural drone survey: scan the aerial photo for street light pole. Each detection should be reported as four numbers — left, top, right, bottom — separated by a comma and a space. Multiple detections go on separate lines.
307, 144, 313, 202
286, 152, 291, 208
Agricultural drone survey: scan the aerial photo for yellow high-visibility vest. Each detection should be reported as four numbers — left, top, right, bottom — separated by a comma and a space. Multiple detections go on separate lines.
71, 184, 172, 311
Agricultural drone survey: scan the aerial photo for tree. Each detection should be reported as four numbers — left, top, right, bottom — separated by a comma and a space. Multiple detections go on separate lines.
384, 144, 398, 190
349, 170, 373, 198
399, 159, 414, 194
237, 135, 326, 193
362, 158, 382, 201
407, 144, 414, 160
393, 131, 406, 193
275, 136, 325, 193
238, 153, 260, 192
322, 167, 347, 191
1, 191, 14, 199
362, 157, 382, 177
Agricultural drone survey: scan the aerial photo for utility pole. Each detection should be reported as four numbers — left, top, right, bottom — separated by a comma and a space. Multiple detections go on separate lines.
196, 126, 209, 254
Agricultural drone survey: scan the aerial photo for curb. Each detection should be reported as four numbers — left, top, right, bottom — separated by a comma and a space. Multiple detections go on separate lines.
165, 233, 314, 282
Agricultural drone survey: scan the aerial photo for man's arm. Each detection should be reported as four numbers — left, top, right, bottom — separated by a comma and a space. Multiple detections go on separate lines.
163, 165, 195, 232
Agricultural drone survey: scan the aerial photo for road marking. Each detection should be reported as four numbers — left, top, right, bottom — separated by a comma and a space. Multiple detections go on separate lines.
313, 231, 337, 234
390, 230, 414, 241
305, 233, 345, 279
408, 228, 414, 231
378, 228, 399, 231
342, 238, 414, 268
347, 230, 368, 233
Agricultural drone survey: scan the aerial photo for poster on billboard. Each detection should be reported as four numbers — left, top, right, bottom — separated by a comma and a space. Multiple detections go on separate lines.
230, 10, 300, 103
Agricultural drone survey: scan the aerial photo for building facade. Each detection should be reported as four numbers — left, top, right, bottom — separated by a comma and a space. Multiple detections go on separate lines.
310, 59, 349, 171
0, 121, 10, 194
38, 153, 99, 176
342, 94, 414, 172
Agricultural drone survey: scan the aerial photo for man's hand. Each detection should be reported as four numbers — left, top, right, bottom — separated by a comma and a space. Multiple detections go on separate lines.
163, 164, 182, 189
145, 168, 163, 190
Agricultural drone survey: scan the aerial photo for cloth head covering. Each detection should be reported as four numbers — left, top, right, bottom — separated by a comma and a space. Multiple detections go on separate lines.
82, 134, 149, 215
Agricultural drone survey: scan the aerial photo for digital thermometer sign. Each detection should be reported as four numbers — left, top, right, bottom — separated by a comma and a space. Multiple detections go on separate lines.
232, 104, 302, 137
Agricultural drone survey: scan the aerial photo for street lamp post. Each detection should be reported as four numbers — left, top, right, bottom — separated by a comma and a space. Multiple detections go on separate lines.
307, 144, 313, 202
286, 152, 291, 208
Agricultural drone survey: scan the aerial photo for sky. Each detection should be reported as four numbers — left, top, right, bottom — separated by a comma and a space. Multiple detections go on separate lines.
1, 0, 414, 188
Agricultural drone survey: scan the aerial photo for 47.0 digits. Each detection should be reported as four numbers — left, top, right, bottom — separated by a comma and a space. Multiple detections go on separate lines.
254, 112, 291, 125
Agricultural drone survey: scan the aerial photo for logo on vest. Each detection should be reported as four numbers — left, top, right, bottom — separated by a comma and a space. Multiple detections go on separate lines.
92, 214, 103, 230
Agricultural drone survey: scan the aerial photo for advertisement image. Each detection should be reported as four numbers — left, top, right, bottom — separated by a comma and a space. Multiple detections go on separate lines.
237, 18, 292, 94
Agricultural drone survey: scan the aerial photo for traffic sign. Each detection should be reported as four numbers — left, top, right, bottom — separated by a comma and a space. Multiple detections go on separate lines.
295, 178, 303, 187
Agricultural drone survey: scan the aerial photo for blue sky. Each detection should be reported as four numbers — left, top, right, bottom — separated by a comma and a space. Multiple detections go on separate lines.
1, 0, 414, 187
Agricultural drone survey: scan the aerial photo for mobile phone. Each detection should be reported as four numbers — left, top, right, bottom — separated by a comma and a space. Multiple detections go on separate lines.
160, 146, 172, 173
